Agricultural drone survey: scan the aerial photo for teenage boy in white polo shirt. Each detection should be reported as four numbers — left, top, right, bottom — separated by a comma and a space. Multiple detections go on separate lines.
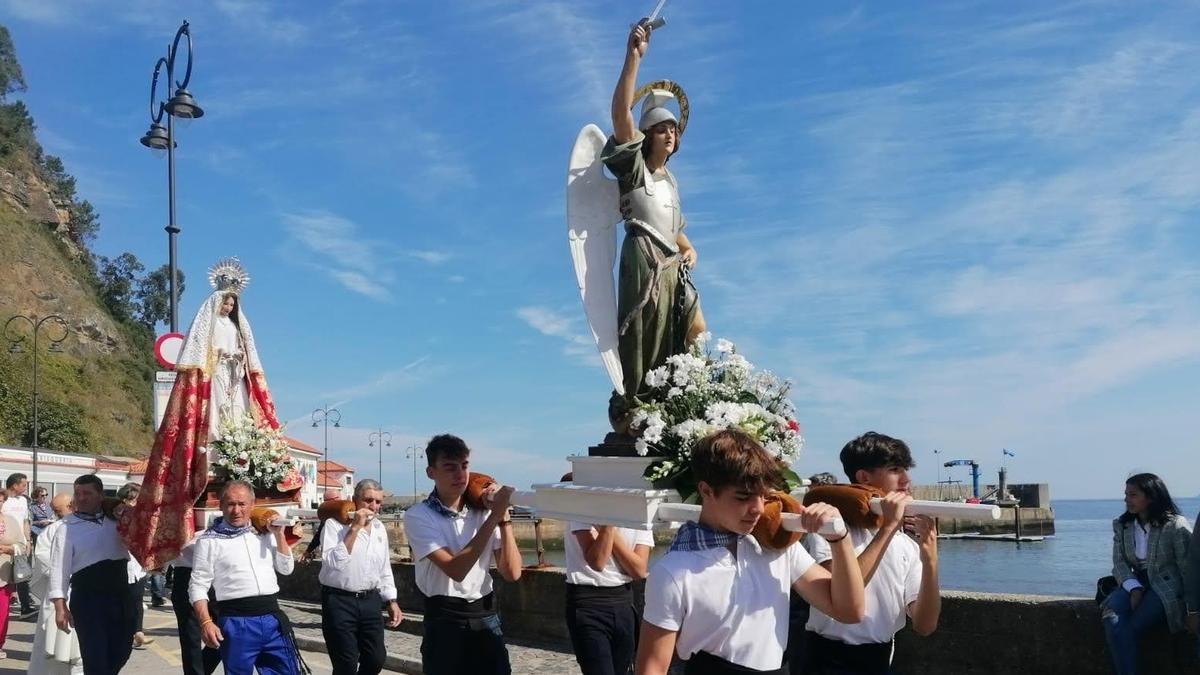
402, 434, 523, 675
637, 429, 866, 675
564, 471, 654, 675
804, 432, 940, 674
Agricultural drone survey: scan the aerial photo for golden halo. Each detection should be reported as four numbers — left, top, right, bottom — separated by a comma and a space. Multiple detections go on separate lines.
633, 79, 689, 136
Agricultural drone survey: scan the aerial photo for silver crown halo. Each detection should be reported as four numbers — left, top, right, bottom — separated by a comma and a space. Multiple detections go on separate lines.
207, 257, 251, 294
632, 79, 689, 136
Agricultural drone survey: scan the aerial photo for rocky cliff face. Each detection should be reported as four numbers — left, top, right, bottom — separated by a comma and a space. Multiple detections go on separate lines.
0, 173, 153, 454
0, 166, 88, 259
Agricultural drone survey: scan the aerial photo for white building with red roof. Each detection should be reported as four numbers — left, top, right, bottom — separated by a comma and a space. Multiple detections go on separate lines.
316, 459, 356, 501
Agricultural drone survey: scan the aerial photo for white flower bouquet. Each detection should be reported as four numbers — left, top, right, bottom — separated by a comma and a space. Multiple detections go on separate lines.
210, 413, 304, 492
629, 334, 804, 501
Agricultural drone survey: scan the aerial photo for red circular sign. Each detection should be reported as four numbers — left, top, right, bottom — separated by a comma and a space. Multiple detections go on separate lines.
154, 332, 186, 369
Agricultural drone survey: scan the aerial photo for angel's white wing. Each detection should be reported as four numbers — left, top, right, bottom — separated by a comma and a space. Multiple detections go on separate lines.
567, 124, 624, 395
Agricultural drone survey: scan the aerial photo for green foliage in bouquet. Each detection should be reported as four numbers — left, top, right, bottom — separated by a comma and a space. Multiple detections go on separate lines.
629, 335, 804, 502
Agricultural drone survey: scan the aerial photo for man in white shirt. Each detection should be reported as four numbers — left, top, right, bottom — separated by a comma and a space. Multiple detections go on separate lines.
637, 429, 866, 675
319, 479, 402, 675
4, 472, 36, 617
564, 470, 654, 675
48, 474, 138, 675
189, 480, 302, 675
804, 432, 941, 674
402, 434, 523, 675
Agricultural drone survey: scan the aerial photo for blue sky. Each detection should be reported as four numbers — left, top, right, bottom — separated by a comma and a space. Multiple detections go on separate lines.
3, 1, 1198, 500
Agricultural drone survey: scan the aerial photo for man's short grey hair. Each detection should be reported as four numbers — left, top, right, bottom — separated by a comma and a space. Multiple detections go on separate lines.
354, 479, 384, 500
220, 480, 255, 502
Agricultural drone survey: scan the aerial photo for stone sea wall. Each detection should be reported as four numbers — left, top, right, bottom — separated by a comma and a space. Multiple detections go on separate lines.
279, 562, 1198, 674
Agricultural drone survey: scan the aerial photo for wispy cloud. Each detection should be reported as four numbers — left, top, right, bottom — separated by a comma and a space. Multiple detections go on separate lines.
516, 305, 598, 367
322, 356, 433, 403
213, 0, 310, 45
464, 2, 611, 120
281, 210, 394, 301
0, 0, 77, 24
408, 250, 451, 265
669, 9, 1200, 494
1, 0, 309, 42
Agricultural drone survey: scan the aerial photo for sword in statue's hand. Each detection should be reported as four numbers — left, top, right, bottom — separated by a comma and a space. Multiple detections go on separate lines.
632, 0, 668, 32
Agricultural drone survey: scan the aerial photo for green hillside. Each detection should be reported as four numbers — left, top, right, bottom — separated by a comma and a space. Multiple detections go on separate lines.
0, 24, 159, 456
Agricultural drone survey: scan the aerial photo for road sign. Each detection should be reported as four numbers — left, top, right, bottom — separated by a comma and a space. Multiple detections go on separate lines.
154, 332, 185, 368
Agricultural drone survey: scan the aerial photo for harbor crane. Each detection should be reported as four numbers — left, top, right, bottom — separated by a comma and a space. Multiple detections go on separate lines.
943, 459, 981, 498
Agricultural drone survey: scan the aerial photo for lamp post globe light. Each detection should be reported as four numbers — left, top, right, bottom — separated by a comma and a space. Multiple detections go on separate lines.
312, 405, 342, 490
405, 445, 424, 505
139, 19, 204, 333
368, 429, 392, 485
4, 314, 69, 489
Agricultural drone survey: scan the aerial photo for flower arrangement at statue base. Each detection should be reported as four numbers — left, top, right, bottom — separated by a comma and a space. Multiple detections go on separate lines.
629, 334, 804, 502
209, 413, 305, 500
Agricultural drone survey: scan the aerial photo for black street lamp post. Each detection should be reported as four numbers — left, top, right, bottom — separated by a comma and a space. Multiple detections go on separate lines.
368, 429, 392, 485
140, 20, 204, 333
4, 314, 69, 489
311, 405, 341, 491
405, 445, 424, 503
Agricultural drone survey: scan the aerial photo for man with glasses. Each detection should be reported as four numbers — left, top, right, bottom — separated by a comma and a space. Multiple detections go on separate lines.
319, 479, 402, 675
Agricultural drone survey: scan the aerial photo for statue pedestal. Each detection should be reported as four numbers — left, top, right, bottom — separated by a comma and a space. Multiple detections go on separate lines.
568, 455, 656, 489
523, 482, 677, 530
518, 447, 680, 530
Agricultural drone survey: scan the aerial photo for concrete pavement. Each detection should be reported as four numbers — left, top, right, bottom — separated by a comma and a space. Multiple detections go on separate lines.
0, 605, 347, 674
2, 599, 582, 674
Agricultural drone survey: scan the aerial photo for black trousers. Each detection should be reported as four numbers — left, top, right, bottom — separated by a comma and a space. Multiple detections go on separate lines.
320, 586, 387, 675
420, 595, 511, 675
16, 578, 33, 612
129, 577, 147, 632
565, 584, 638, 675
686, 651, 785, 675
70, 587, 137, 675
804, 632, 893, 675
171, 567, 222, 675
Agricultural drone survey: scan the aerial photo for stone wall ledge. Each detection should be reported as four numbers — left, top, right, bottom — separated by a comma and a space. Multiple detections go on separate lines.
280, 562, 1198, 675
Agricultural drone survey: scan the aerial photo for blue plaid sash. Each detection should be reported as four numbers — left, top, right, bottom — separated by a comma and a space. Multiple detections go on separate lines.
424, 492, 466, 520
669, 521, 741, 552
204, 516, 253, 538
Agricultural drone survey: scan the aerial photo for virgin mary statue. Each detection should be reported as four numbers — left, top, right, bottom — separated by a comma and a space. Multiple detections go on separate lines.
120, 258, 287, 569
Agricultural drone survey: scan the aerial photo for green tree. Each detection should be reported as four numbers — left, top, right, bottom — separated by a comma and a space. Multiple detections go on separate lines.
40, 155, 76, 199
97, 252, 145, 321
0, 100, 35, 161
0, 26, 27, 101
68, 199, 99, 245
136, 264, 186, 329
25, 398, 92, 452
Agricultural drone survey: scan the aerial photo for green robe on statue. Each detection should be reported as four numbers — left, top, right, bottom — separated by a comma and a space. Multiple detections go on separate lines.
602, 132, 700, 431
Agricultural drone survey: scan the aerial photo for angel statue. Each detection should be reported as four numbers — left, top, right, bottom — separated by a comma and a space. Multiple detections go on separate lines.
568, 21, 704, 433
120, 257, 296, 569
